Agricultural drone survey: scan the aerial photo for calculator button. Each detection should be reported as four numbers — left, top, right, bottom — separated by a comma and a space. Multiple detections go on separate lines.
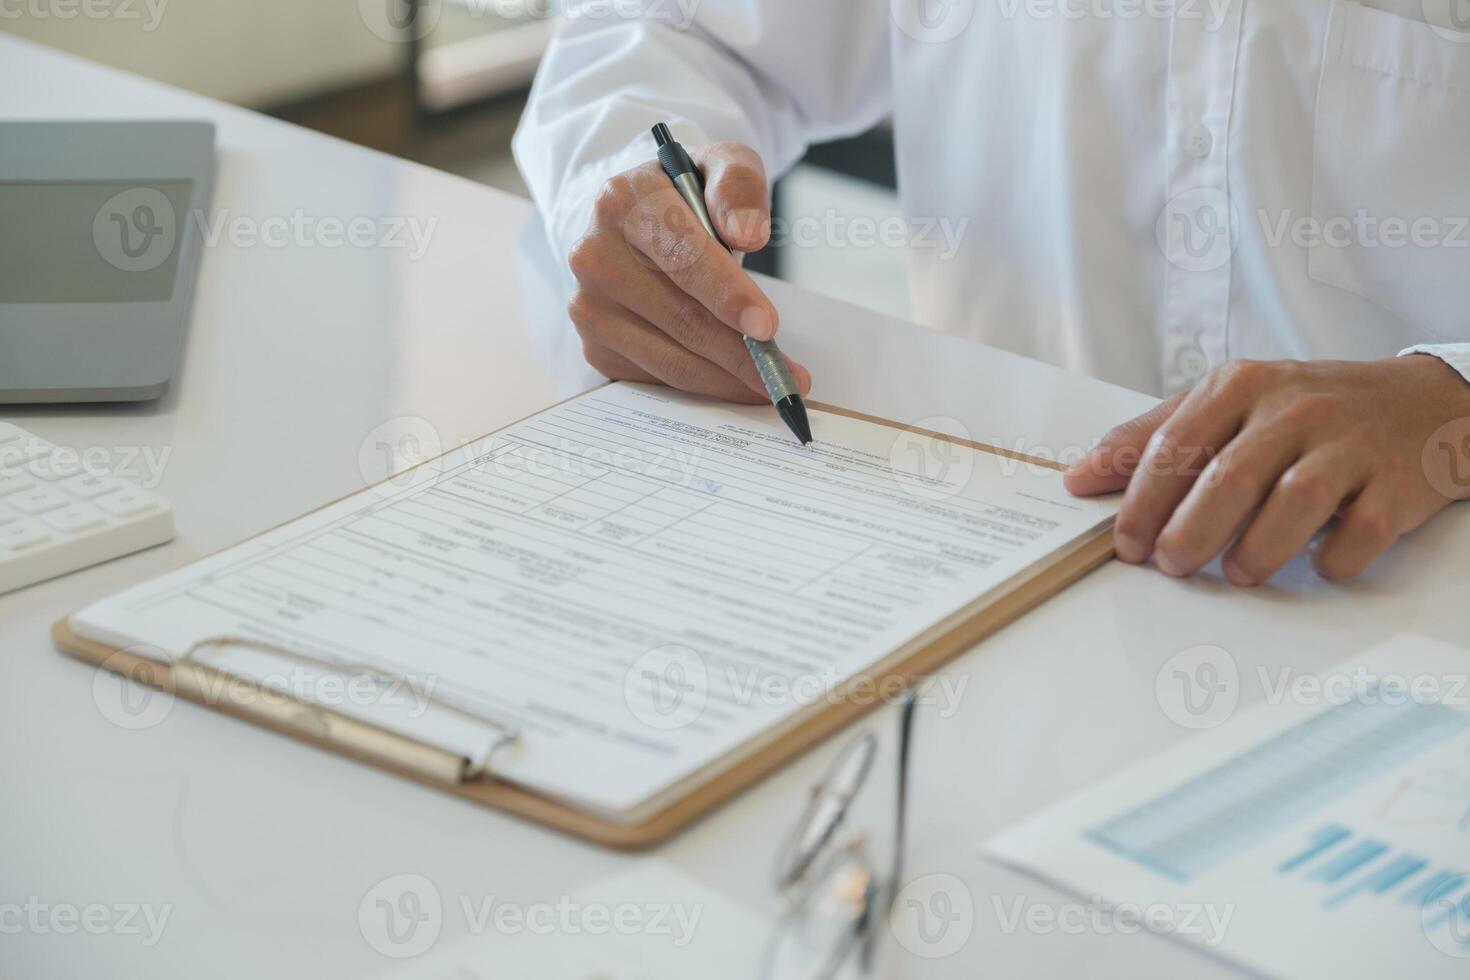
31, 452, 85, 480
0, 439, 53, 467
0, 472, 35, 497
44, 505, 107, 535
60, 474, 122, 499
9, 485, 70, 515
0, 521, 52, 552
95, 488, 161, 518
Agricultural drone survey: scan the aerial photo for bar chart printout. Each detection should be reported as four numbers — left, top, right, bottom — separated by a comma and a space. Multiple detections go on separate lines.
986, 637, 1470, 980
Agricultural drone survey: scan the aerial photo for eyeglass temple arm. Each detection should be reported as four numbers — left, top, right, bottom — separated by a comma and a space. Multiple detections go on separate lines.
888, 685, 919, 903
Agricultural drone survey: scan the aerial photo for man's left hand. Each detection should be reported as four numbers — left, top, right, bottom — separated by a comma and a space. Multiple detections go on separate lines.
1065, 356, 1470, 585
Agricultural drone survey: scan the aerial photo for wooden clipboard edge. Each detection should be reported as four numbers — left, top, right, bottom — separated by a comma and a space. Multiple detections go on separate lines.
52, 385, 1114, 850
808, 401, 1069, 472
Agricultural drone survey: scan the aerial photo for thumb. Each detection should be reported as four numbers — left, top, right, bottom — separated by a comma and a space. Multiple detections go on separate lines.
698, 141, 772, 253
1064, 391, 1187, 497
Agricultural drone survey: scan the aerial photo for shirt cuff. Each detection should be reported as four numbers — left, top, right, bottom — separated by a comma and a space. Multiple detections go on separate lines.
1398, 344, 1470, 387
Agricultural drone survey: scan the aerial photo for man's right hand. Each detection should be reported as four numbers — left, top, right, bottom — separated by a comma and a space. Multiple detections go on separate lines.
566, 141, 812, 404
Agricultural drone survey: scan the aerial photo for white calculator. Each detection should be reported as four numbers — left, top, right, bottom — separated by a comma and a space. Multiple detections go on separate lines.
0, 422, 175, 595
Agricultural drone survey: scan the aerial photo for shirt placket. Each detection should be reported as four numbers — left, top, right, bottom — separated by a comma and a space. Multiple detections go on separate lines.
1159, 0, 1246, 394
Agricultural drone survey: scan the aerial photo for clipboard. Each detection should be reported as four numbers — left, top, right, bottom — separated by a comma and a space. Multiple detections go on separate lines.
53, 397, 1116, 851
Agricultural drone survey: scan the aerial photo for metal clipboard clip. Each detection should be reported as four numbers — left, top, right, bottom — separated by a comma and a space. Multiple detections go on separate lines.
171, 635, 520, 785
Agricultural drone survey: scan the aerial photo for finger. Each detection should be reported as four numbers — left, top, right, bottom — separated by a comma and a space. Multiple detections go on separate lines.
1113, 367, 1267, 564
1222, 449, 1365, 587
1310, 482, 1406, 581
697, 141, 772, 253
622, 184, 781, 342
1151, 421, 1301, 577
578, 337, 659, 386
582, 238, 810, 398
568, 294, 767, 405
1065, 391, 1188, 497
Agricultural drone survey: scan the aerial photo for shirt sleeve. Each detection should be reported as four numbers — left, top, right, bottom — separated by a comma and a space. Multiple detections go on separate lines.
1399, 344, 1470, 387
511, 3, 893, 260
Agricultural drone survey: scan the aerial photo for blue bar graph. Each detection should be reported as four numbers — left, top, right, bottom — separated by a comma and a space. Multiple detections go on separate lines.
1309, 839, 1389, 883
1085, 691, 1468, 883
1279, 824, 1352, 873
1325, 854, 1426, 908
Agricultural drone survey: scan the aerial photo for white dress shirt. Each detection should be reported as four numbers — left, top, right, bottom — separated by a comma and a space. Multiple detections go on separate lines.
512, 0, 1470, 397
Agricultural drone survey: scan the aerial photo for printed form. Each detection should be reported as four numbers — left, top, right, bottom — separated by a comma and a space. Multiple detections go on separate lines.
73, 383, 1116, 817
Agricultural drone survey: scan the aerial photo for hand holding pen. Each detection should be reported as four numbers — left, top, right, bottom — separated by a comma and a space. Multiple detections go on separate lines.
562, 127, 815, 441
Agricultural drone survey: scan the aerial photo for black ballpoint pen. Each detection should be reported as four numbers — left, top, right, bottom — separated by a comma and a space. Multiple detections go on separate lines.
651, 122, 814, 447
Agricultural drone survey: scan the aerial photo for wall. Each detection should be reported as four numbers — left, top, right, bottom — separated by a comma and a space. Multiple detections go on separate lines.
0, 0, 408, 107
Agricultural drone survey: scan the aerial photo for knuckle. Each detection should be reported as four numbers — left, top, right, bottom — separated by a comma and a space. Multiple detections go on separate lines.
567, 235, 605, 282
664, 298, 707, 344
565, 289, 597, 330
655, 352, 701, 392
1280, 392, 1336, 427
1212, 359, 1269, 397
718, 161, 766, 193
1350, 507, 1397, 548
1278, 468, 1336, 512
593, 175, 635, 223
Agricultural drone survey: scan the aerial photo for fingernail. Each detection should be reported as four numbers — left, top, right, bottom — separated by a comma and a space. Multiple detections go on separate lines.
726, 209, 769, 246
1223, 557, 1257, 587
1154, 552, 1186, 578
1114, 532, 1146, 564
740, 307, 776, 341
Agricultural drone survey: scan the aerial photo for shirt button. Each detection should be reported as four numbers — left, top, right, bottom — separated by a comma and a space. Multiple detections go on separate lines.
1184, 124, 1213, 159
1176, 344, 1210, 385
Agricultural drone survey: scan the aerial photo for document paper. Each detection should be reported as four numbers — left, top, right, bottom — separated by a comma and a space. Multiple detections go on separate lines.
72, 383, 1116, 817
987, 634, 1470, 979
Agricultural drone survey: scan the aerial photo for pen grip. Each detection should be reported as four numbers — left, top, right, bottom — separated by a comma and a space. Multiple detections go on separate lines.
744, 336, 800, 404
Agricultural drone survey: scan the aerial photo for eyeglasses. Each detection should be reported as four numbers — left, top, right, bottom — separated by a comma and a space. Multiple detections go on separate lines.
762, 686, 919, 980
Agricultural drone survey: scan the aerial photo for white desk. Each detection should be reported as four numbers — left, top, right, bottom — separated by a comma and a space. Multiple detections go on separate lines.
2, 34, 1466, 980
